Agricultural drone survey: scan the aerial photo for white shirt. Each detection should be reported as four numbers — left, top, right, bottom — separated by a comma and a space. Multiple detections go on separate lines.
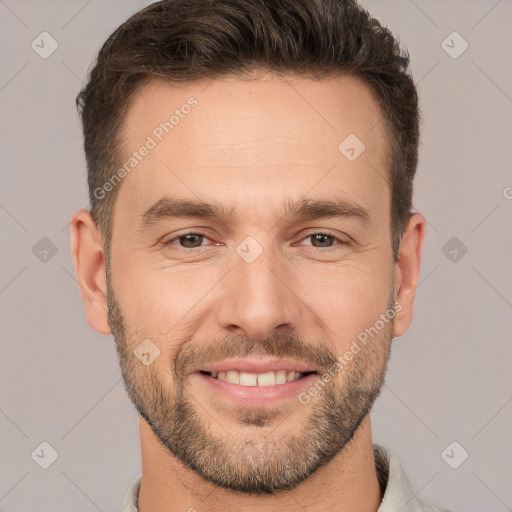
120, 444, 450, 511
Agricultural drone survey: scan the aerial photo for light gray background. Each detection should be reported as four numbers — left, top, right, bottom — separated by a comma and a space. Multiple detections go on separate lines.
1, 1, 511, 511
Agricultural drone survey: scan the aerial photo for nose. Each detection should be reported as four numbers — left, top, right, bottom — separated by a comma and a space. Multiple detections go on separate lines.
216, 246, 302, 341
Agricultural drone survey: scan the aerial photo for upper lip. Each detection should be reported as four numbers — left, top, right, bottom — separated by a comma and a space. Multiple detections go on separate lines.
195, 358, 318, 375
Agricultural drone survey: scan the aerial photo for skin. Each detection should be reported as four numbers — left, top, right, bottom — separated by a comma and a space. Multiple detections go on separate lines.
71, 72, 425, 511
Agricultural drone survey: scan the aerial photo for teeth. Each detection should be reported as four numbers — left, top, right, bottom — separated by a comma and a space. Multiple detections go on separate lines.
225, 370, 239, 384
240, 372, 257, 386
214, 370, 306, 386
257, 372, 276, 386
275, 370, 287, 384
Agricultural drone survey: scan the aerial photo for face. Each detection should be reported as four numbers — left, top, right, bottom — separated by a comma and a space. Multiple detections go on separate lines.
105, 73, 399, 494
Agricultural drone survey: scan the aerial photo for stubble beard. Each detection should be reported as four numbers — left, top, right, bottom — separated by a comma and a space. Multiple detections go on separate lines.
106, 264, 394, 495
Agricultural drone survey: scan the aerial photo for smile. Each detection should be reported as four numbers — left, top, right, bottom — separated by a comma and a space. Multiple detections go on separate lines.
200, 370, 317, 387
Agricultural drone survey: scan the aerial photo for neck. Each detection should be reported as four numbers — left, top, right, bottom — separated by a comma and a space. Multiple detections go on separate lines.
137, 416, 382, 512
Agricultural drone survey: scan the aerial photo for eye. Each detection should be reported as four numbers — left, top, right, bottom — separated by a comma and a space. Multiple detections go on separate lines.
300, 231, 349, 249
162, 231, 211, 250
160, 230, 350, 252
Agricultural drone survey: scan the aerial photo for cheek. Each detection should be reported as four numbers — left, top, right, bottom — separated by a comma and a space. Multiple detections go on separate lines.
118, 264, 221, 347
302, 261, 393, 344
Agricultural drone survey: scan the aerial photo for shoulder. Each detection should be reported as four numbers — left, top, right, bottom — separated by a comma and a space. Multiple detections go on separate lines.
374, 444, 451, 512
120, 473, 142, 512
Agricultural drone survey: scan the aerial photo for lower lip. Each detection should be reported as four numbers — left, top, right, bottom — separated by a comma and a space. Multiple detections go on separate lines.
194, 372, 318, 406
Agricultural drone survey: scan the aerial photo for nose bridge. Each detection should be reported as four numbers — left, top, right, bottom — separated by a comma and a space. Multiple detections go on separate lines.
216, 242, 300, 340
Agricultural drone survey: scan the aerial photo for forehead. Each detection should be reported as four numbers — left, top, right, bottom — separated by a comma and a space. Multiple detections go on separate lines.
114, 72, 389, 229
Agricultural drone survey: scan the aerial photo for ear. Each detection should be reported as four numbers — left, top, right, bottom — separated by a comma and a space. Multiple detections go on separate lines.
392, 213, 426, 338
70, 209, 111, 335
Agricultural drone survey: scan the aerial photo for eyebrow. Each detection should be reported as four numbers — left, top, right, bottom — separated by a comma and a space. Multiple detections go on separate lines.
137, 196, 371, 231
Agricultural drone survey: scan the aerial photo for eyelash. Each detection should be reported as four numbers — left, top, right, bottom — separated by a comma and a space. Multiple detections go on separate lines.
161, 230, 350, 251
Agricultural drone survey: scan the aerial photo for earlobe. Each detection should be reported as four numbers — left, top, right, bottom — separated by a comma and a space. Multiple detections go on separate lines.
392, 213, 426, 338
70, 209, 112, 335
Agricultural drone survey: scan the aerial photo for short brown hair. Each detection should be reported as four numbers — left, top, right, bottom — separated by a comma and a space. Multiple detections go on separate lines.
77, 0, 420, 262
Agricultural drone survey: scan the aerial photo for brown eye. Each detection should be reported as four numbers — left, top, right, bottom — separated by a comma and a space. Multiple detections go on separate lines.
176, 233, 205, 248
300, 232, 348, 249
309, 234, 336, 248
163, 232, 209, 249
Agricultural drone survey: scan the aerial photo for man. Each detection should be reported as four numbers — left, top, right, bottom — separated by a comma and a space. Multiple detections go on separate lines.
70, 0, 450, 510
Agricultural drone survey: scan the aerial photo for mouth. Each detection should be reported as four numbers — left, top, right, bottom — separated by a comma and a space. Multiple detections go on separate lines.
194, 363, 320, 406
192, 359, 321, 405
199, 369, 318, 387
